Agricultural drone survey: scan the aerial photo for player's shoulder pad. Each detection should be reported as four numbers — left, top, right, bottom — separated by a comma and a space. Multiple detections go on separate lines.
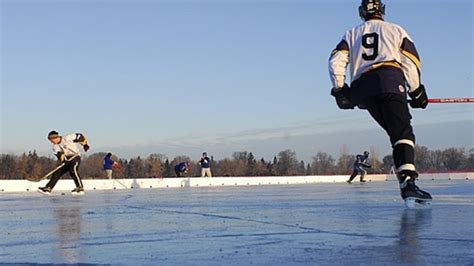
73, 133, 87, 144
385, 21, 412, 39
64, 133, 77, 141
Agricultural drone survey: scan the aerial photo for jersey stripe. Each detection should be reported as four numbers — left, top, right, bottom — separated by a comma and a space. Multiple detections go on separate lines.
400, 37, 421, 70
401, 49, 421, 70
363, 61, 401, 75
331, 49, 349, 56
330, 39, 350, 57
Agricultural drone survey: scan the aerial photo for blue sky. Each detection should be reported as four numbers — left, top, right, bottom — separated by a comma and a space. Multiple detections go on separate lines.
1, 0, 473, 162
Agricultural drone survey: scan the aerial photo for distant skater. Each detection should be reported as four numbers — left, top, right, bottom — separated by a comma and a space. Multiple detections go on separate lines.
328, 0, 431, 207
174, 162, 190, 177
198, 152, 212, 177
103, 153, 118, 179
347, 151, 371, 183
38, 130, 90, 195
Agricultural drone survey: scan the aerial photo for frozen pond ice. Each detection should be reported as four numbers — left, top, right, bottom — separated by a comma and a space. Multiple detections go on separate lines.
0, 180, 473, 265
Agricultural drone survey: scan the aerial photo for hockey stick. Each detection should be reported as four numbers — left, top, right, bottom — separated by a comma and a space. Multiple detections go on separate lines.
428, 98, 474, 103
113, 178, 129, 189
27, 154, 79, 182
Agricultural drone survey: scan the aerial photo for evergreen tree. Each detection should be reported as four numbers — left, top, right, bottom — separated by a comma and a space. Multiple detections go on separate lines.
298, 160, 306, 175
0, 154, 16, 179
163, 159, 173, 177
246, 152, 256, 176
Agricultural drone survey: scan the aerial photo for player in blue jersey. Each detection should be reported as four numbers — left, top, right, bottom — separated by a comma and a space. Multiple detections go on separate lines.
198, 152, 212, 177
347, 151, 371, 183
174, 162, 190, 177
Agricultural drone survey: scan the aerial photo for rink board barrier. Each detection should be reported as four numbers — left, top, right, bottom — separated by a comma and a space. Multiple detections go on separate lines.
0, 173, 472, 193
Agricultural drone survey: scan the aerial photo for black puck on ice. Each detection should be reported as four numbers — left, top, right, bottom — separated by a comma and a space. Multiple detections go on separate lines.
61, 193, 65, 195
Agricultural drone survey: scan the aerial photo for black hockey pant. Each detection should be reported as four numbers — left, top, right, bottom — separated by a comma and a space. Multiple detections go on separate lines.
46, 156, 84, 189
363, 94, 416, 174
175, 169, 184, 177
348, 166, 367, 182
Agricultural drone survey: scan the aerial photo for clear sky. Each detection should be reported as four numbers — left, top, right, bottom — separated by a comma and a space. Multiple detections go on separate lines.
1, 0, 473, 162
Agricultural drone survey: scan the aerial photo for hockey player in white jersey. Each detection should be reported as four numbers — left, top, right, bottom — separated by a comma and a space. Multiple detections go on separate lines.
328, 0, 431, 207
38, 130, 90, 195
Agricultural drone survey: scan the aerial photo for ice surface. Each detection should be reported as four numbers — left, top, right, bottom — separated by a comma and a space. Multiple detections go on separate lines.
0, 180, 473, 265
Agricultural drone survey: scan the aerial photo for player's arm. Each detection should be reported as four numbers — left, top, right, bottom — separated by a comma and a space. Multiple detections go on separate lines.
362, 161, 372, 168
329, 39, 350, 89
73, 133, 90, 151
52, 146, 66, 162
329, 39, 354, 109
400, 37, 428, 109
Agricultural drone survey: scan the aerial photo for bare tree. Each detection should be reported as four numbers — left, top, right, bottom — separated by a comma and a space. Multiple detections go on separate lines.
144, 154, 165, 178
336, 154, 355, 175
382, 155, 394, 174
311, 152, 335, 175
276, 150, 299, 176
428, 150, 445, 171
215, 158, 246, 176
336, 144, 352, 174
467, 148, 474, 169
442, 148, 467, 170
415, 145, 432, 171
81, 152, 108, 178
369, 146, 382, 173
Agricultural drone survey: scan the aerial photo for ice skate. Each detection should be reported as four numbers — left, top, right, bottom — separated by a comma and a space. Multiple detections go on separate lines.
71, 187, 85, 196
398, 170, 432, 208
37, 186, 52, 195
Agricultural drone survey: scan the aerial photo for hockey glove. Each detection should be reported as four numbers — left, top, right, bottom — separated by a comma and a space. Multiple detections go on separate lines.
83, 144, 90, 152
331, 84, 355, 110
56, 152, 66, 162
408, 84, 428, 109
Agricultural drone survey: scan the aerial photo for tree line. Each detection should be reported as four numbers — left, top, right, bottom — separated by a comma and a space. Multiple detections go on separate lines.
1, 146, 473, 180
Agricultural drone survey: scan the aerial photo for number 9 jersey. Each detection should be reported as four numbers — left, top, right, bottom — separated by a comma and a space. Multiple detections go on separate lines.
329, 19, 421, 104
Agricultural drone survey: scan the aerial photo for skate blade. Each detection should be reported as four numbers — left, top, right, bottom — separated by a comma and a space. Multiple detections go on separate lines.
404, 198, 432, 209
37, 189, 51, 196
71, 191, 85, 196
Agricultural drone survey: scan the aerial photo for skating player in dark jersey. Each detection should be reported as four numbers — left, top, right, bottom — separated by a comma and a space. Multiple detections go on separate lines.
347, 151, 371, 183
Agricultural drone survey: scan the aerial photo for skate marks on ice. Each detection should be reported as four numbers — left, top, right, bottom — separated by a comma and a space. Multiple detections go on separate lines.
0, 181, 473, 264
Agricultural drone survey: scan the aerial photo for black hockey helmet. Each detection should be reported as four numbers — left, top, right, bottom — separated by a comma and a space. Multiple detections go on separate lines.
359, 0, 385, 20
364, 151, 370, 156
47, 130, 60, 140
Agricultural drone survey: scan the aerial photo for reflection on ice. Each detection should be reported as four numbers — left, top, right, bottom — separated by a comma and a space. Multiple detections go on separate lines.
54, 202, 82, 263
396, 209, 432, 264
0, 180, 472, 265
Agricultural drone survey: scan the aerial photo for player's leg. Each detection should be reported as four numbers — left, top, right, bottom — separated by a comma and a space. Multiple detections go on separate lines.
347, 169, 358, 183
68, 157, 85, 194
106, 169, 113, 179
367, 94, 431, 205
40, 165, 69, 193
360, 168, 367, 182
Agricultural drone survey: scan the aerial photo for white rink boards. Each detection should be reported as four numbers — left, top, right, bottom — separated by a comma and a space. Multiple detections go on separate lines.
0, 172, 472, 193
